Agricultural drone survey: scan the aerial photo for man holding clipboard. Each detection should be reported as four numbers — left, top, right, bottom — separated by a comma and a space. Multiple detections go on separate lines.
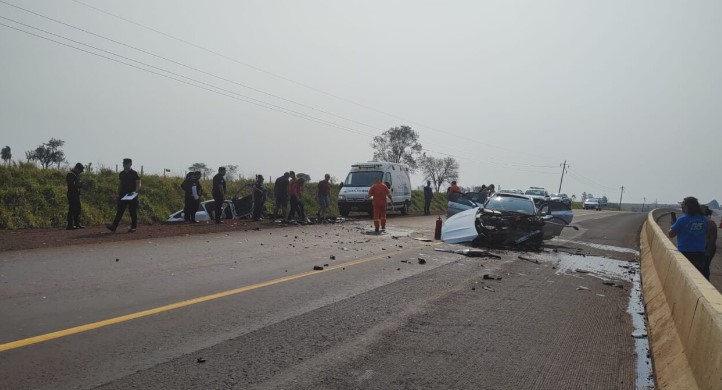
106, 158, 142, 233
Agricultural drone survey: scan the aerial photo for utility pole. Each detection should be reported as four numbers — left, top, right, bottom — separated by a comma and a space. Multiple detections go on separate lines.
619, 186, 625, 211
558, 160, 569, 193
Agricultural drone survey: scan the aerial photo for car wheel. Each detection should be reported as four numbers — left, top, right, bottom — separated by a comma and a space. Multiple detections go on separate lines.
340, 207, 350, 217
400, 202, 409, 215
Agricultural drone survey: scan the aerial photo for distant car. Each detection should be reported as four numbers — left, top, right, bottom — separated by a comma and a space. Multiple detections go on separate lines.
583, 198, 601, 210
525, 187, 550, 206
442, 193, 575, 248
167, 185, 257, 222
550, 193, 571, 207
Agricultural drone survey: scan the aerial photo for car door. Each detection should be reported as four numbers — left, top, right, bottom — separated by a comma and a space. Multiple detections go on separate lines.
538, 203, 567, 239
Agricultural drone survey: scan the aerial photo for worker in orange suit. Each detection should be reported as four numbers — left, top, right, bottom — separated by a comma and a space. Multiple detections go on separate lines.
368, 178, 393, 234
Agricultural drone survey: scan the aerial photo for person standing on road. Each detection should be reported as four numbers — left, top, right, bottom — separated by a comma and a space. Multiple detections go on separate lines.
273, 172, 290, 219
180, 172, 193, 222
107, 158, 141, 233
317, 173, 332, 218
252, 175, 267, 221
186, 171, 202, 223
288, 176, 306, 220
66, 162, 85, 230
702, 205, 718, 279
668, 196, 709, 279
212, 167, 226, 224
369, 178, 393, 234
423, 180, 433, 215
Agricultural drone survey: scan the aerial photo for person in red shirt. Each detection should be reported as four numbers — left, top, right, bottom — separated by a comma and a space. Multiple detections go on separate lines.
447, 181, 462, 201
368, 178, 393, 233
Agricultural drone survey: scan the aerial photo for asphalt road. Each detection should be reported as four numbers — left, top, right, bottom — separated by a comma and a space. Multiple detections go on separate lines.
0, 210, 650, 389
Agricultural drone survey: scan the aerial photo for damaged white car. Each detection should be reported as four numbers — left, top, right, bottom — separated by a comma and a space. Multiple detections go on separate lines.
442, 193, 576, 248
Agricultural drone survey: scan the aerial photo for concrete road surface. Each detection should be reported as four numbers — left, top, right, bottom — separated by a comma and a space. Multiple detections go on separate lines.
0, 210, 652, 389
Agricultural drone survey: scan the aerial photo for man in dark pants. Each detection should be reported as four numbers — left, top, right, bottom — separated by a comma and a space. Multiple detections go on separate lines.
273, 172, 290, 219
423, 180, 433, 215
252, 175, 266, 221
186, 171, 202, 223
66, 162, 85, 229
212, 167, 226, 224
106, 158, 141, 233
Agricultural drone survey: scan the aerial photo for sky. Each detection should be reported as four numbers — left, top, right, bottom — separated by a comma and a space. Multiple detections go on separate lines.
1, 0, 720, 204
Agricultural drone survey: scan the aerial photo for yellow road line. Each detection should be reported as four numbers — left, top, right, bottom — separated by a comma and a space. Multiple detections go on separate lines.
0, 243, 439, 352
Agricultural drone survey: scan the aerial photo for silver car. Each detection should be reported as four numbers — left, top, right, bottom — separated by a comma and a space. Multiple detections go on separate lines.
447, 192, 488, 217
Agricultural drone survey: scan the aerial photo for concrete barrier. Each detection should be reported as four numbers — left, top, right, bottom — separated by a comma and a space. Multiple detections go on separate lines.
641, 211, 722, 389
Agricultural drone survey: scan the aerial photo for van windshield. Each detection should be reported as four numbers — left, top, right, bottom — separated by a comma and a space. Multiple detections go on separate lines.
344, 171, 383, 187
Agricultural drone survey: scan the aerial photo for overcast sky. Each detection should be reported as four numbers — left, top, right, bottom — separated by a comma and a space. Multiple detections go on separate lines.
1, 0, 720, 204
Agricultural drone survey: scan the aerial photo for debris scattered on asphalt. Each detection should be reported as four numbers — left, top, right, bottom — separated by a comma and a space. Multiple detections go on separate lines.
329, 255, 335, 260
414, 238, 432, 242
418, 258, 426, 264
483, 274, 502, 280
576, 286, 590, 291
575, 268, 590, 274
602, 281, 624, 288
482, 286, 495, 292
313, 265, 324, 270
596, 294, 606, 297
323, 263, 329, 267
631, 331, 648, 339
197, 357, 206, 363
400, 260, 409, 263
115, 258, 119, 262
517, 255, 539, 264
397, 268, 401, 271
472, 287, 476, 290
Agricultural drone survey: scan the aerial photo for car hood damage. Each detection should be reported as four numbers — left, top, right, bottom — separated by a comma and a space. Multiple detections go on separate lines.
441, 207, 572, 249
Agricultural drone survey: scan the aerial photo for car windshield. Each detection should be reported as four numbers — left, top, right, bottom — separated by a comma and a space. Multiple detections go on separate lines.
586, 199, 598, 203
484, 196, 536, 215
344, 171, 383, 187
525, 189, 545, 196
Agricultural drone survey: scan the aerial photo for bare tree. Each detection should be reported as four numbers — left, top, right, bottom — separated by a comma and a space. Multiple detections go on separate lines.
370, 125, 422, 170
27, 138, 65, 168
1, 146, 11, 165
419, 154, 459, 192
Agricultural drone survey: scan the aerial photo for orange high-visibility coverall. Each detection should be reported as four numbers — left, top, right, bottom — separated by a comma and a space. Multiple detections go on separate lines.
368, 182, 391, 230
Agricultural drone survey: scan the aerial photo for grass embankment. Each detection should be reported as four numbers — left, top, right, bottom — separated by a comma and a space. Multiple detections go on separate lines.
0, 165, 450, 229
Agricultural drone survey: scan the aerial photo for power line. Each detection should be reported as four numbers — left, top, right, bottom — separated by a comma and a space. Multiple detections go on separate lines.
66, 0, 560, 162
0, 21, 376, 138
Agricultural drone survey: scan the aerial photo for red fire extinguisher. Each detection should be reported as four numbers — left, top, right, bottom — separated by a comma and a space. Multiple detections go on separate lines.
434, 216, 442, 240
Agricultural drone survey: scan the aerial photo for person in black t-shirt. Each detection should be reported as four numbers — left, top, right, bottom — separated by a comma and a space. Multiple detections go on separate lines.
212, 167, 226, 223
107, 158, 142, 233
66, 163, 85, 229
252, 174, 267, 221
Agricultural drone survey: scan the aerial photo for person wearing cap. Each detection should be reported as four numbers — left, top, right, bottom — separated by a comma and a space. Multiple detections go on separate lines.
66, 162, 85, 230
106, 158, 141, 233
669, 196, 709, 278
212, 166, 226, 224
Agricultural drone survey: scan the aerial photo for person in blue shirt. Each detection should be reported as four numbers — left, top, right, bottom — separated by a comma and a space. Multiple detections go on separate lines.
423, 181, 433, 215
668, 196, 709, 279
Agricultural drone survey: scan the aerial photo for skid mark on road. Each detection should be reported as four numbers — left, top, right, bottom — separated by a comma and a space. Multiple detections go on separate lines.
0, 244, 439, 353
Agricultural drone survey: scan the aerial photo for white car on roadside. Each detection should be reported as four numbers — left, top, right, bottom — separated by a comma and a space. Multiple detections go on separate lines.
583, 198, 601, 210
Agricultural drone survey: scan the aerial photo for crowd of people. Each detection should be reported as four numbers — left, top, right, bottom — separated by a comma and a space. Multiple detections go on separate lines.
64, 158, 341, 232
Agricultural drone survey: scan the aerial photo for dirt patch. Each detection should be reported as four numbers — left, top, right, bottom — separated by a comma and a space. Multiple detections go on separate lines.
0, 220, 287, 252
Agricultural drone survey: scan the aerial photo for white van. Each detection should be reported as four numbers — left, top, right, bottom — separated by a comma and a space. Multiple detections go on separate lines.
338, 162, 412, 217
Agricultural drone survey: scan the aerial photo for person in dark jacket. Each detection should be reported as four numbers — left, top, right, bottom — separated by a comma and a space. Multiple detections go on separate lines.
273, 172, 290, 219
186, 171, 202, 223
107, 158, 141, 233
180, 172, 193, 222
252, 175, 267, 221
423, 180, 433, 215
66, 163, 85, 229
212, 167, 226, 224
